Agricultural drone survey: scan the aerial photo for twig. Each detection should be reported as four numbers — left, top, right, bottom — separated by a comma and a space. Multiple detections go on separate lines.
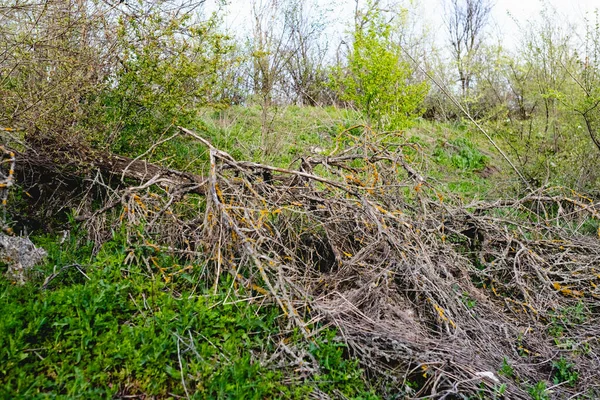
176, 337, 190, 400
40, 263, 90, 290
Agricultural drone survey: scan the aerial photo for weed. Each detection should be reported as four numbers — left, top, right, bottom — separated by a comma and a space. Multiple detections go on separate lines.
433, 138, 488, 172
552, 356, 579, 387
470, 382, 508, 400
460, 292, 477, 309
527, 381, 550, 400
494, 383, 508, 397
516, 332, 529, 357
498, 357, 514, 378
548, 302, 589, 351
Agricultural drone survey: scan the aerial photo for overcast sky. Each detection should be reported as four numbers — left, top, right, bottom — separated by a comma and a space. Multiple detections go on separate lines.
206, 0, 600, 53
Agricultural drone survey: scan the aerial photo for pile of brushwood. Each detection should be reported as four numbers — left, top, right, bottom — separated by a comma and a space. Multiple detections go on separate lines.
3, 125, 600, 399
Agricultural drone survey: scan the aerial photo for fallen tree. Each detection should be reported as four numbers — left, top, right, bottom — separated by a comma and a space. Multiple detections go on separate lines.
17, 133, 206, 195
1, 129, 206, 237
3, 125, 600, 398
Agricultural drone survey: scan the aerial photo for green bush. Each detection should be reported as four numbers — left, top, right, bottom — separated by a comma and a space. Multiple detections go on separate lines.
99, 13, 235, 156
330, 3, 428, 130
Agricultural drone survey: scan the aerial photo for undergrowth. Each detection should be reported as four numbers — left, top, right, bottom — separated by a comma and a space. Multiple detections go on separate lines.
0, 230, 376, 399
3, 106, 599, 399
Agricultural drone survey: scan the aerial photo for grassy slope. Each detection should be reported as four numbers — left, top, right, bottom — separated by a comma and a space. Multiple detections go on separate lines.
196, 106, 515, 197
1, 105, 521, 398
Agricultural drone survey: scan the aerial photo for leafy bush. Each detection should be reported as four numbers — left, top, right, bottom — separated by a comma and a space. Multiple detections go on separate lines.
99, 12, 236, 155
0, 1, 238, 163
330, 3, 428, 130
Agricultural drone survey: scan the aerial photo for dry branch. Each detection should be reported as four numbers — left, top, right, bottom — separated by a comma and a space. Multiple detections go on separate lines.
173, 127, 600, 398
7, 125, 600, 398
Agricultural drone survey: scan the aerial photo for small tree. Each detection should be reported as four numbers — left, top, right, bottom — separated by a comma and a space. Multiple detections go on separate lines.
333, 4, 428, 130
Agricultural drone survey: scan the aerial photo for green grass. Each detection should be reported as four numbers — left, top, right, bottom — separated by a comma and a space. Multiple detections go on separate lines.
125, 106, 512, 204
131, 105, 364, 175
0, 232, 377, 399
196, 105, 363, 167
402, 119, 514, 200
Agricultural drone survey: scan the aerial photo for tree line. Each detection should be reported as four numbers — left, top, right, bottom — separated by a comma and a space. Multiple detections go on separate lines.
1, 0, 600, 191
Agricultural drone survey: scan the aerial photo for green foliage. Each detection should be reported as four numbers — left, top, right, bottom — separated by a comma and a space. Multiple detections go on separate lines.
198, 105, 362, 166
331, 4, 428, 130
579, 217, 600, 236
552, 357, 578, 387
1, 269, 282, 398
433, 138, 488, 171
0, 231, 375, 399
498, 357, 514, 378
547, 302, 589, 351
99, 12, 236, 155
460, 292, 477, 309
0, 0, 246, 188
494, 383, 508, 397
488, 6, 600, 191
471, 382, 507, 400
0, 2, 109, 144
527, 381, 550, 400
310, 330, 378, 399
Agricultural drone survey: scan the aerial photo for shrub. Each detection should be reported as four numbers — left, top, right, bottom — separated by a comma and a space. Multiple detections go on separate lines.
331, 3, 428, 130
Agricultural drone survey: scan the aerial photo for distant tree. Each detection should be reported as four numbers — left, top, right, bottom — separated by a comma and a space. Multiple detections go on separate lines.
249, 0, 291, 106
566, 11, 600, 154
445, 0, 493, 97
492, 5, 600, 190
280, 0, 329, 106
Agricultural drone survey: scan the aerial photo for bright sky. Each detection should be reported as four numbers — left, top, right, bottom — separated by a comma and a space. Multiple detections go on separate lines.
449, 0, 598, 49
206, 0, 600, 53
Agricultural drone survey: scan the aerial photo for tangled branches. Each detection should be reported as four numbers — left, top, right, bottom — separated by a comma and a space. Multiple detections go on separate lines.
72, 125, 600, 398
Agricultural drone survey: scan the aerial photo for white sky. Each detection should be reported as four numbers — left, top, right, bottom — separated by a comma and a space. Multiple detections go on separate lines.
206, 0, 600, 54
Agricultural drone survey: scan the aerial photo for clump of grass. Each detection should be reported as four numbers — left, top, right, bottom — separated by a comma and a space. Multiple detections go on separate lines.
527, 381, 550, 400
433, 137, 488, 172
